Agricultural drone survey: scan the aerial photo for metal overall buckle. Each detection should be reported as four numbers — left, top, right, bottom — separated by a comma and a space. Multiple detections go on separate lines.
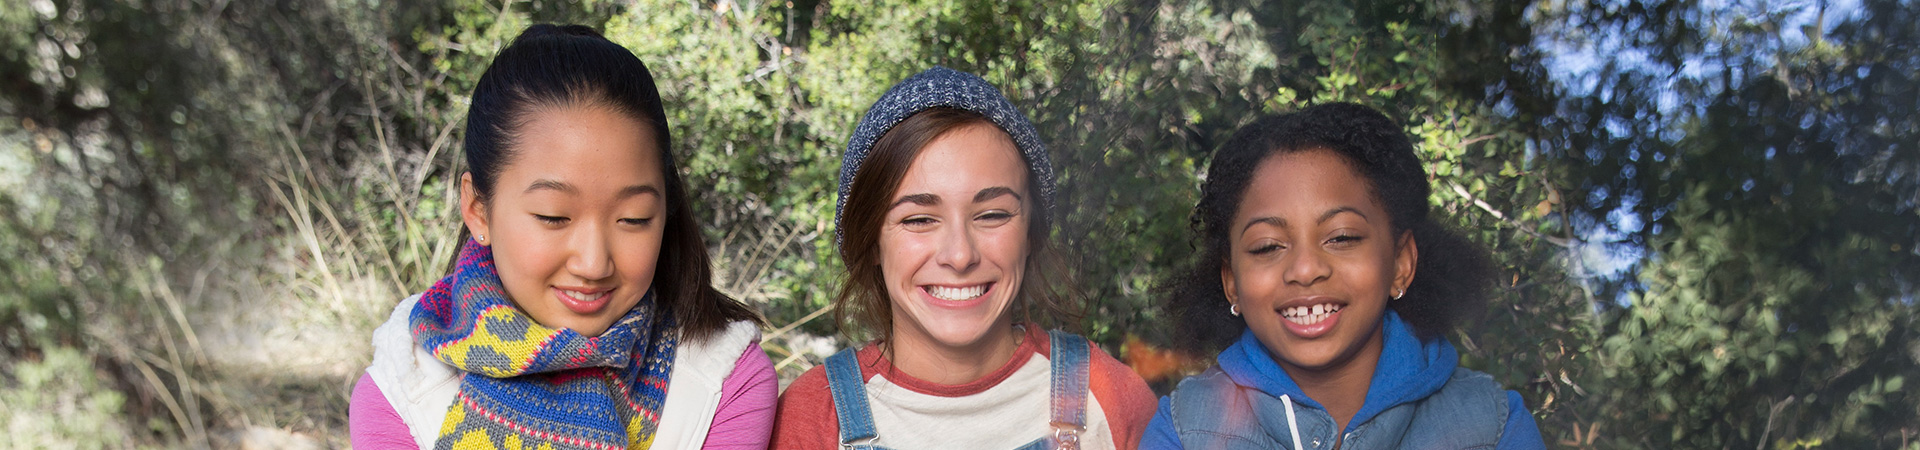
1051, 421, 1085, 450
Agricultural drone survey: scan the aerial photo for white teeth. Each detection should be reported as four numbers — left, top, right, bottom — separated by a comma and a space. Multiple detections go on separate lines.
928, 285, 987, 301
1282, 303, 1342, 325
565, 290, 607, 302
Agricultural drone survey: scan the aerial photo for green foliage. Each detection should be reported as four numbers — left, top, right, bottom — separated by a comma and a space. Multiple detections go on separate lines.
1, 0, 1915, 447
1, 347, 139, 449
1538, 0, 1920, 446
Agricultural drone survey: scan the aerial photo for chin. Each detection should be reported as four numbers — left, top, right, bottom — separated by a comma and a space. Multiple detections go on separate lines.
1276, 350, 1340, 371
926, 324, 998, 348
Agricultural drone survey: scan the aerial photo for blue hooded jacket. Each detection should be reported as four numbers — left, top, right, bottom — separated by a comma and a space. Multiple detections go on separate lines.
1140, 312, 1544, 449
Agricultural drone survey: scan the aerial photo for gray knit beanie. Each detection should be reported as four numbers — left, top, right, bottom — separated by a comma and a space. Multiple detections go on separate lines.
834, 66, 1056, 244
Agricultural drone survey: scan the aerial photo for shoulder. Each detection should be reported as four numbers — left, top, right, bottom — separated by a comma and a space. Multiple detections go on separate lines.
1081, 338, 1156, 449
1139, 396, 1183, 450
1085, 338, 1156, 414
1495, 390, 1547, 450
349, 372, 419, 450
1398, 367, 1515, 448
681, 320, 762, 359
674, 319, 762, 379
1432, 367, 1511, 415
367, 294, 422, 367
365, 295, 452, 388
1168, 366, 1239, 399
1160, 367, 1276, 448
360, 294, 458, 450
772, 363, 840, 450
1164, 367, 1248, 426
782, 363, 833, 402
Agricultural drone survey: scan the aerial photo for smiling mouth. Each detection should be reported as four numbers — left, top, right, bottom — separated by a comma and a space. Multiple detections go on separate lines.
925, 284, 989, 301
558, 290, 607, 302
554, 287, 613, 314
1281, 303, 1343, 325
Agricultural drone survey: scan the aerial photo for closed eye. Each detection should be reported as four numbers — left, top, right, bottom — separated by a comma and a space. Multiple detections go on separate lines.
534, 214, 570, 226
901, 215, 938, 232
975, 210, 1014, 224
1248, 243, 1283, 255
619, 217, 654, 226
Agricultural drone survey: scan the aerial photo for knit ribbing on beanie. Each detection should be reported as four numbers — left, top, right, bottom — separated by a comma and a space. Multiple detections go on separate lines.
834, 66, 1055, 245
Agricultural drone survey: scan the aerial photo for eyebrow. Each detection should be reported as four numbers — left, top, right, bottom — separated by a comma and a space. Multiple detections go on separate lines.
1239, 206, 1369, 234
891, 193, 939, 209
524, 179, 660, 198
888, 186, 1022, 210
973, 186, 1020, 203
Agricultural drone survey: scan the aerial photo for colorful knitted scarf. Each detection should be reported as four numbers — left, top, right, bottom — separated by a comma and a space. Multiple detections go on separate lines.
410, 240, 677, 450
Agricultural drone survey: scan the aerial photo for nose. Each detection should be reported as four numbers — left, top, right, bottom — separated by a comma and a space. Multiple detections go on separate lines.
1282, 246, 1331, 287
567, 222, 616, 281
933, 220, 981, 272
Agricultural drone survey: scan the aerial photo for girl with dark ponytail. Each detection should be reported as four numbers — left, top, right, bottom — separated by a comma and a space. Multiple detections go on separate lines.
349, 25, 773, 450
1141, 103, 1545, 449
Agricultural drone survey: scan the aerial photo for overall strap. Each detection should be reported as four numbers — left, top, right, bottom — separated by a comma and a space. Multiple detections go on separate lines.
1046, 330, 1090, 450
825, 348, 881, 448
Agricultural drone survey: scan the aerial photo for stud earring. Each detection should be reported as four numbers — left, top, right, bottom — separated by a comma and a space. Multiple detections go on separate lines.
477, 234, 486, 243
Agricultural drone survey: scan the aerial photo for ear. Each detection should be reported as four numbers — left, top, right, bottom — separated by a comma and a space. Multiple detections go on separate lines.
1219, 259, 1239, 309
460, 172, 491, 246
1392, 230, 1418, 298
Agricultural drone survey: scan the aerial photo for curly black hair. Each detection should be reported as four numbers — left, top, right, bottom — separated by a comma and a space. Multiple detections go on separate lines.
1165, 102, 1496, 353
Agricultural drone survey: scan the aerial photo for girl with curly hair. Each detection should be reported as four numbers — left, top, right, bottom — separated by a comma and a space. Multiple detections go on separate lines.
1141, 103, 1544, 450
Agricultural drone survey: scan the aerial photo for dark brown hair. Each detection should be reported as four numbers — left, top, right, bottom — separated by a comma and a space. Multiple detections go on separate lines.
455, 24, 762, 341
834, 107, 1079, 344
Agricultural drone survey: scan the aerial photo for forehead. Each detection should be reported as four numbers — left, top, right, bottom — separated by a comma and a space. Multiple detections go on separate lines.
499, 105, 663, 187
1236, 148, 1380, 221
893, 124, 1030, 198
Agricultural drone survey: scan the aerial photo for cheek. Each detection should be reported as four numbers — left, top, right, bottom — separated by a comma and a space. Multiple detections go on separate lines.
876, 230, 931, 283
984, 226, 1030, 272
492, 223, 560, 280
488, 232, 569, 311
617, 233, 665, 285
1225, 259, 1275, 300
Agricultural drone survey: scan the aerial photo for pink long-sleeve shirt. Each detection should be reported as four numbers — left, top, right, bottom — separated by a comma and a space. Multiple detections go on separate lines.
350, 343, 777, 449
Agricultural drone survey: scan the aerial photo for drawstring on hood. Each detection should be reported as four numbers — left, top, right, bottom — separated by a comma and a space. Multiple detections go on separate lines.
1278, 394, 1304, 449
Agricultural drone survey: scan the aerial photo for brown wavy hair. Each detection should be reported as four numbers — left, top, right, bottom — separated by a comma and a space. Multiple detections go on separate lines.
834, 107, 1079, 345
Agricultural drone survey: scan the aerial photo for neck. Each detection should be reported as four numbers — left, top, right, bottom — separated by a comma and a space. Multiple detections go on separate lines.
885, 320, 1024, 385
1277, 324, 1385, 434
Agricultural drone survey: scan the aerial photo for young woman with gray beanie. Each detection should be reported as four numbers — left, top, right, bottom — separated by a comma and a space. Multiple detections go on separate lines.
771, 67, 1156, 450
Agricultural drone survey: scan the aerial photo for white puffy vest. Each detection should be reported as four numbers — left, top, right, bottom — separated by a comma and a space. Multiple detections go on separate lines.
363, 295, 761, 449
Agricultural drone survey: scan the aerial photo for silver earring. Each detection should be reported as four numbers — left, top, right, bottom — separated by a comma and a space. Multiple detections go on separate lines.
477, 234, 486, 243
1392, 288, 1404, 300
1229, 303, 1240, 316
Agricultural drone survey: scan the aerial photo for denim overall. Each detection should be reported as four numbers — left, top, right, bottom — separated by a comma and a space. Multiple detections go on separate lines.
825, 330, 1091, 450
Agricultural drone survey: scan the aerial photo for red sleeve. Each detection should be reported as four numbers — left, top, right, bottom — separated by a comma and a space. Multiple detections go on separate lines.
1088, 342, 1158, 450
704, 343, 779, 449
350, 372, 421, 450
771, 365, 840, 450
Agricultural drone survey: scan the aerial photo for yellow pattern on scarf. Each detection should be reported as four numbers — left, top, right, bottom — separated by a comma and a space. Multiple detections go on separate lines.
432, 305, 561, 377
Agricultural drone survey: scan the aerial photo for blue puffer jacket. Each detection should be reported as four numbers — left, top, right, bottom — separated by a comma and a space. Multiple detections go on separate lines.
1141, 312, 1545, 450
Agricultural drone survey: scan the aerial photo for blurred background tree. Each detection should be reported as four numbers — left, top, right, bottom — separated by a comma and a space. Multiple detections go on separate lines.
0, 0, 1912, 448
